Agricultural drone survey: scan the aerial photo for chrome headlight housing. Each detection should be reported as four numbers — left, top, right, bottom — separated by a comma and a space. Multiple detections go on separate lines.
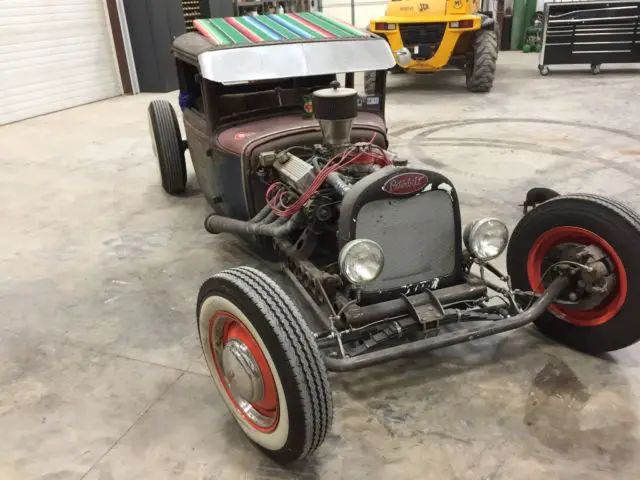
396, 48, 412, 66
464, 218, 509, 262
339, 239, 384, 285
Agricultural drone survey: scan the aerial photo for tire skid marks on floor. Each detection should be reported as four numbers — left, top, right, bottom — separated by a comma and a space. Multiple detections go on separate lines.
388, 117, 640, 205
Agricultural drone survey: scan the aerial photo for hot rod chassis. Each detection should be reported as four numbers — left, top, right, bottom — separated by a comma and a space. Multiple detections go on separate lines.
206, 194, 606, 373
150, 16, 639, 464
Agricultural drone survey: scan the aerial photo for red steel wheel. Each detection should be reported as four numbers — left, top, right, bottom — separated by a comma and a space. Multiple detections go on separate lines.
507, 194, 640, 354
526, 226, 627, 327
197, 266, 333, 464
208, 311, 279, 432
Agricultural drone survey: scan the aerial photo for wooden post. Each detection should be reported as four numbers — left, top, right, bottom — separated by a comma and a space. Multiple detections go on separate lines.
105, 0, 133, 94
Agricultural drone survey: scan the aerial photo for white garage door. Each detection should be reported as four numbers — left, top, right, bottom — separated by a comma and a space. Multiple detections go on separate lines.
0, 0, 122, 125
321, 0, 388, 29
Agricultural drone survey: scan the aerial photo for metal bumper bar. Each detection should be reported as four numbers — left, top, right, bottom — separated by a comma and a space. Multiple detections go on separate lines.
342, 283, 488, 326
322, 276, 569, 372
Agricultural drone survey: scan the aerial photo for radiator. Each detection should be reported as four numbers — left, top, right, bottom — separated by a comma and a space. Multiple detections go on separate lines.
355, 189, 456, 292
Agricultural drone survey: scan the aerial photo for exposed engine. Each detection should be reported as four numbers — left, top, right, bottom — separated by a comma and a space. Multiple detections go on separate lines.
203, 80, 457, 303
256, 81, 402, 227
258, 141, 397, 216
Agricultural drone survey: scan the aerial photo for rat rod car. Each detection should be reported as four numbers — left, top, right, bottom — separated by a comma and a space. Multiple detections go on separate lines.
147, 13, 640, 464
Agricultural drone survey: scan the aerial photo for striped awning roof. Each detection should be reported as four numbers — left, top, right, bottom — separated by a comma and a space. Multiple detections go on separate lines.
193, 12, 370, 46
189, 12, 395, 83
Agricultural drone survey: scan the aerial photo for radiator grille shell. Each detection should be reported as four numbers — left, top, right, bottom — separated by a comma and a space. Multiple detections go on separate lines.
355, 189, 457, 292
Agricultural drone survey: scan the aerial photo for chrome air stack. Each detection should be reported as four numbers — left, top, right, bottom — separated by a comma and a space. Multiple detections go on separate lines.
312, 81, 358, 148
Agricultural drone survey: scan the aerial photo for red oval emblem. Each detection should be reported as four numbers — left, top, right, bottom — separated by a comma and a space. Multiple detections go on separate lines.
382, 172, 429, 195
233, 132, 255, 141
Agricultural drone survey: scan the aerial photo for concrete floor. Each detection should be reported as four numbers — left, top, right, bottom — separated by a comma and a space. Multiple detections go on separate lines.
1, 52, 640, 480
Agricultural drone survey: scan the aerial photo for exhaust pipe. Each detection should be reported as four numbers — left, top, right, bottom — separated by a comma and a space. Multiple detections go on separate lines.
204, 210, 303, 237
248, 204, 273, 224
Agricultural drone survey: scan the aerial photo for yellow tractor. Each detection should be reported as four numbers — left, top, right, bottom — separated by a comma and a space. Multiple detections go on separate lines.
366, 0, 499, 93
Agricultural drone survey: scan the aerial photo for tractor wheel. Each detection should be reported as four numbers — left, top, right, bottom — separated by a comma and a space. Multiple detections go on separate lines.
466, 30, 498, 93
507, 194, 640, 354
197, 266, 333, 464
365, 66, 404, 95
364, 70, 378, 95
148, 100, 187, 195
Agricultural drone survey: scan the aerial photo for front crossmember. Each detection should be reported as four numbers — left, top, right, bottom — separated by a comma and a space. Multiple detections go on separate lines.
283, 253, 571, 371
317, 277, 568, 371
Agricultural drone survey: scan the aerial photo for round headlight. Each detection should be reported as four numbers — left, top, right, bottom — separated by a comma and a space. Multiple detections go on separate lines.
464, 218, 509, 262
396, 48, 412, 66
339, 239, 384, 285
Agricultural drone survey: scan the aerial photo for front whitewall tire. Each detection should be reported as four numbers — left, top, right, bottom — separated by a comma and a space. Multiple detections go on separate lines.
196, 266, 333, 464
199, 295, 290, 450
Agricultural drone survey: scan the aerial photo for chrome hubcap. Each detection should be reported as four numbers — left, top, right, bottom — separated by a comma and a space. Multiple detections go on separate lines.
210, 312, 279, 430
221, 339, 264, 404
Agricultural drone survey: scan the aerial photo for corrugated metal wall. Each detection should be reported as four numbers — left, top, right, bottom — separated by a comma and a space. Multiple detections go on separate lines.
0, 0, 122, 125
182, 0, 200, 32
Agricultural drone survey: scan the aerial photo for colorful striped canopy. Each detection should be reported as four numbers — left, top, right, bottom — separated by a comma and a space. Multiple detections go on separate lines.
193, 12, 369, 46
